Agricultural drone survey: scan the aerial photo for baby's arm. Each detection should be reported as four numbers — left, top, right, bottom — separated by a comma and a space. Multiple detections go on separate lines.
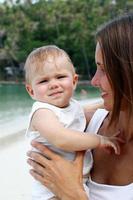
31, 108, 119, 154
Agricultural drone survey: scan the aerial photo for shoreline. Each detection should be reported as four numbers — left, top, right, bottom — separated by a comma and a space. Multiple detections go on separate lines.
0, 97, 102, 149
0, 80, 91, 85
0, 129, 25, 150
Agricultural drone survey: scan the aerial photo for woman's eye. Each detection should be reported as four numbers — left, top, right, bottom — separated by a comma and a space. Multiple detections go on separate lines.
96, 67, 105, 76
99, 66, 105, 74
101, 68, 105, 73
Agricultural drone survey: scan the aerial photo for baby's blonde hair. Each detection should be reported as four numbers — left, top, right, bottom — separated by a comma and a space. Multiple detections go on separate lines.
24, 45, 75, 84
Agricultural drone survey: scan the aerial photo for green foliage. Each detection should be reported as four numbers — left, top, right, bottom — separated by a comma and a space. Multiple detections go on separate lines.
0, 0, 133, 80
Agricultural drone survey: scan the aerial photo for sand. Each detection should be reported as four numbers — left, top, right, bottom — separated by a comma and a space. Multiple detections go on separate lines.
0, 132, 32, 200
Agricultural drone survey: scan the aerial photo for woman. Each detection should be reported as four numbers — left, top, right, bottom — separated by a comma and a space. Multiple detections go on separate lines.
27, 13, 133, 199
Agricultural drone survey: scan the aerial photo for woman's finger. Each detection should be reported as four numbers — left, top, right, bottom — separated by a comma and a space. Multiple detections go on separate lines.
73, 151, 85, 183
27, 158, 46, 176
31, 141, 61, 161
74, 151, 85, 165
28, 159, 54, 184
27, 151, 51, 169
30, 169, 59, 195
30, 169, 48, 185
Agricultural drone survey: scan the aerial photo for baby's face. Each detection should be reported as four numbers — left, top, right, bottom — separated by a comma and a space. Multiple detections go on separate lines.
27, 61, 78, 108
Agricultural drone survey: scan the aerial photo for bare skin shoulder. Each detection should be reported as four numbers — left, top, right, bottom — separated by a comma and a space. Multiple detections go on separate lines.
84, 101, 103, 124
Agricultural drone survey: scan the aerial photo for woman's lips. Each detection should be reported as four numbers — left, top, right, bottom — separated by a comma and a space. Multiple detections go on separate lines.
101, 91, 108, 98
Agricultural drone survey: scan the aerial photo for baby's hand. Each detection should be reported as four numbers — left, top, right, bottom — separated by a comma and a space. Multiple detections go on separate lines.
99, 135, 122, 155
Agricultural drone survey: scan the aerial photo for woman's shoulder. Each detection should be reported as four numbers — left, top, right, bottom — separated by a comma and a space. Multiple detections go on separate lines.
83, 102, 104, 123
84, 109, 95, 124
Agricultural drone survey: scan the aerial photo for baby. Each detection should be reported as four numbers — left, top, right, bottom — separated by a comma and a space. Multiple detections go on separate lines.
25, 45, 119, 200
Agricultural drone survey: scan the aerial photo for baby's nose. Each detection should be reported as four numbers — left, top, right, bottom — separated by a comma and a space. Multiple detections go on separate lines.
48, 80, 59, 89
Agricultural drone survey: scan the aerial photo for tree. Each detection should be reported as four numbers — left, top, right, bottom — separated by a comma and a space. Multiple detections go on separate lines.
0, 0, 132, 80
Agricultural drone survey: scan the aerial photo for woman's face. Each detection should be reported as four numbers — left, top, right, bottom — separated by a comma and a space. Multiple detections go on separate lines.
91, 42, 113, 111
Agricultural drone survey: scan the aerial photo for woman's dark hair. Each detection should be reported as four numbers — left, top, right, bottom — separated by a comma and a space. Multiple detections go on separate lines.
96, 13, 133, 131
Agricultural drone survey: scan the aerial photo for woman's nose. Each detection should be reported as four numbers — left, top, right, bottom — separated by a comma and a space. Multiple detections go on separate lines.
91, 71, 99, 87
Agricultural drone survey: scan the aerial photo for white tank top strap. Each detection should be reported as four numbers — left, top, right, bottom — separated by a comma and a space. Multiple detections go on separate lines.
86, 109, 108, 134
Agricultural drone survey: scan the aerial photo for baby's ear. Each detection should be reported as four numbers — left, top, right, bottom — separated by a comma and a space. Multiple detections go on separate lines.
73, 74, 78, 89
26, 84, 34, 98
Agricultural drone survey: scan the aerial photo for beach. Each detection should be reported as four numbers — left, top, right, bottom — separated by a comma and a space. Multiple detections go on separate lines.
0, 98, 102, 200
0, 131, 32, 200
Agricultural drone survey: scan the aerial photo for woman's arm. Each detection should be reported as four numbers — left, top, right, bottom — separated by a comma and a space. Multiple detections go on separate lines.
27, 141, 88, 200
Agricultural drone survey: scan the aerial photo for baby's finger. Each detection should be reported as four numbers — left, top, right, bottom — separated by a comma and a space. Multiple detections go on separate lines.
111, 142, 120, 155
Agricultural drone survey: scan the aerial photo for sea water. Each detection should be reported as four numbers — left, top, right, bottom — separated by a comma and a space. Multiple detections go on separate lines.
0, 83, 100, 139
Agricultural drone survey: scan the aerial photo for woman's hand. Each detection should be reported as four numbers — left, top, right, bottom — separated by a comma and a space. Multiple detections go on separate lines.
27, 141, 88, 200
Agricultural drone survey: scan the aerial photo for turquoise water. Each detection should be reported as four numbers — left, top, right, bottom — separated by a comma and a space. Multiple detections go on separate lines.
0, 83, 100, 136
0, 84, 32, 123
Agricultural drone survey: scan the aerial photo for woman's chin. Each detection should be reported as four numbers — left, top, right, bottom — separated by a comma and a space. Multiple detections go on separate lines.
103, 102, 113, 111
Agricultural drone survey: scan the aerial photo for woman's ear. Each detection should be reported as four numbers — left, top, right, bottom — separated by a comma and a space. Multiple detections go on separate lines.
26, 84, 34, 98
73, 74, 78, 90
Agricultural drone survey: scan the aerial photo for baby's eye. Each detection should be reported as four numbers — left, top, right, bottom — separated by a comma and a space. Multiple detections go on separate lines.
57, 75, 66, 79
39, 79, 48, 83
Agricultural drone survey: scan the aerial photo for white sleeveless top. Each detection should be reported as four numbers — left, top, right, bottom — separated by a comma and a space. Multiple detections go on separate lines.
26, 99, 93, 175
26, 99, 93, 199
26, 99, 87, 162
86, 109, 133, 200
